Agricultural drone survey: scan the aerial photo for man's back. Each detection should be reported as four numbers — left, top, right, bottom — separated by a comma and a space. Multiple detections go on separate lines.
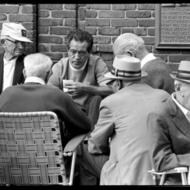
97, 83, 170, 185
0, 83, 91, 144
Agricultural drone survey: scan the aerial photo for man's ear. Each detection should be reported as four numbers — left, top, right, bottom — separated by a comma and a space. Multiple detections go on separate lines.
22, 68, 26, 79
116, 80, 122, 91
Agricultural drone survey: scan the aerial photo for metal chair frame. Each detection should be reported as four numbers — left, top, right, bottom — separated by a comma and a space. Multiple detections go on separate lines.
148, 167, 189, 185
0, 111, 86, 186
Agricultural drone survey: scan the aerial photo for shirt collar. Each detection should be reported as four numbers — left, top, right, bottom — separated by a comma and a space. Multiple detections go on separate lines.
141, 53, 156, 68
171, 93, 189, 116
69, 59, 88, 71
24, 76, 45, 85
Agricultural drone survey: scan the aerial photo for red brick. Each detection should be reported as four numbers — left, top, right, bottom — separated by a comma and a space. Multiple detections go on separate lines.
79, 7, 86, 20
39, 19, 63, 26
94, 36, 111, 44
111, 19, 138, 27
39, 36, 63, 44
0, 14, 7, 21
138, 4, 155, 10
64, 4, 76, 10
148, 28, 155, 36
86, 4, 111, 10
138, 19, 155, 27
121, 28, 134, 34
99, 27, 120, 36
168, 55, 190, 62
38, 44, 49, 52
65, 19, 76, 27
39, 26, 49, 34
134, 28, 147, 36
10, 14, 34, 22
99, 11, 124, 18
85, 27, 97, 35
23, 23, 34, 30
126, 11, 151, 18
112, 4, 137, 10
142, 37, 155, 45
52, 11, 75, 18
86, 19, 110, 26
0, 5, 19, 13
22, 5, 35, 14
51, 45, 67, 52
39, 4, 63, 10
101, 53, 113, 61
86, 10, 97, 18
39, 11, 49, 18
98, 44, 113, 52
50, 27, 71, 35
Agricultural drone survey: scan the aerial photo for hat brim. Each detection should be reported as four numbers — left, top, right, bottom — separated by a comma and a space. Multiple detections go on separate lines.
104, 71, 148, 81
1, 35, 32, 43
170, 72, 190, 84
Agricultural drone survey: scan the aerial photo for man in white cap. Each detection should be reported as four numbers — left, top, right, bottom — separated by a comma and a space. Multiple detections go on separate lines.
148, 60, 190, 185
0, 22, 32, 93
78, 55, 170, 185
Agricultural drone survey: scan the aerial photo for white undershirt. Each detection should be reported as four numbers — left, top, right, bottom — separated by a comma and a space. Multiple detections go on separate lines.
3, 57, 16, 91
141, 53, 156, 68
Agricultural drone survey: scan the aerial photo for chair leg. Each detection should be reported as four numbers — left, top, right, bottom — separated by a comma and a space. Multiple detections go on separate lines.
159, 173, 166, 185
69, 151, 77, 186
181, 172, 188, 185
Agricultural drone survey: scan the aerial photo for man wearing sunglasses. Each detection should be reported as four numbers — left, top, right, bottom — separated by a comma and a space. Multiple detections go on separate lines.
0, 22, 32, 94
48, 29, 113, 127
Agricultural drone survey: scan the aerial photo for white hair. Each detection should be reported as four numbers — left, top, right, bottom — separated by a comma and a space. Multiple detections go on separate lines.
24, 53, 53, 78
113, 33, 145, 56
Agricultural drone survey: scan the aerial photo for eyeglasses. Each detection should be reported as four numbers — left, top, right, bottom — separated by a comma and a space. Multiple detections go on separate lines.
68, 49, 88, 57
5, 39, 25, 45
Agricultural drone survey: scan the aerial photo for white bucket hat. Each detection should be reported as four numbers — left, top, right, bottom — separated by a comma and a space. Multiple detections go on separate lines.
0, 22, 32, 43
105, 55, 147, 81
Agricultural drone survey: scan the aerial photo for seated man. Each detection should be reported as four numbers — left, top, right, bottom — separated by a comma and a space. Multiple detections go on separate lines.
48, 29, 113, 126
0, 22, 32, 94
113, 33, 174, 94
78, 55, 170, 185
0, 53, 91, 147
148, 60, 190, 185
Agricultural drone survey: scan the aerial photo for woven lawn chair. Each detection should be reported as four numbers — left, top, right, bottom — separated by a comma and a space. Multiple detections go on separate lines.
148, 167, 190, 185
0, 111, 86, 186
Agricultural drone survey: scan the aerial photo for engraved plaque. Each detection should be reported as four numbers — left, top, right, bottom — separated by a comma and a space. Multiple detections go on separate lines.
156, 4, 190, 49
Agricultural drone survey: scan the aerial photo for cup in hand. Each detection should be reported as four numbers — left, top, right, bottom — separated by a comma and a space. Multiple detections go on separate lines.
63, 79, 74, 92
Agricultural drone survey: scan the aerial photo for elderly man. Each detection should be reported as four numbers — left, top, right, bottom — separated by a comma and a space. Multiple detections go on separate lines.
0, 22, 32, 93
78, 55, 170, 185
148, 60, 190, 185
113, 33, 174, 94
48, 29, 113, 126
0, 53, 91, 147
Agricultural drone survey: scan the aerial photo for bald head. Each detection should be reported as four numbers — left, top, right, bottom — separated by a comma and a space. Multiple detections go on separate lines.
113, 33, 145, 58
24, 53, 53, 80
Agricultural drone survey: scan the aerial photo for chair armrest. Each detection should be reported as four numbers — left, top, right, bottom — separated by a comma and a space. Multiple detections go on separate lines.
64, 134, 87, 153
148, 167, 188, 175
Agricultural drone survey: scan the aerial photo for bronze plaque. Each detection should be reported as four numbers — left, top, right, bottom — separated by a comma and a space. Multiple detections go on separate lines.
156, 4, 190, 49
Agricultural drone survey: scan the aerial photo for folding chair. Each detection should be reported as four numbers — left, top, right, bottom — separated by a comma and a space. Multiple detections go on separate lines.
0, 111, 86, 186
148, 167, 189, 185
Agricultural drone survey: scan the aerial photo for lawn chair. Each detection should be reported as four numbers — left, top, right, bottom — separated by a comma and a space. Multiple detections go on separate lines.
0, 111, 86, 185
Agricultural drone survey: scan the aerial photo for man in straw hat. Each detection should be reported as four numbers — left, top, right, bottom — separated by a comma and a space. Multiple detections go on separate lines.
148, 60, 190, 185
112, 33, 174, 94
0, 22, 32, 94
78, 55, 170, 185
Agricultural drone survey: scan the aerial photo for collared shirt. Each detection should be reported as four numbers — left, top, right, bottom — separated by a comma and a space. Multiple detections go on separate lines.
141, 53, 156, 68
24, 76, 45, 85
171, 93, 190, 122
3, 57, 16, 91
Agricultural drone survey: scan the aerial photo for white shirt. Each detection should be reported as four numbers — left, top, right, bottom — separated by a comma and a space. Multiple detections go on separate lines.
171, 93, 190, 122
24, 76, 45, 85
3, 57, 16, 91
141, 53, 156, 68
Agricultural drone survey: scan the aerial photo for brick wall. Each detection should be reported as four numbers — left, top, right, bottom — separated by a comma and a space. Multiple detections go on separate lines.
1, 3, 190, 71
